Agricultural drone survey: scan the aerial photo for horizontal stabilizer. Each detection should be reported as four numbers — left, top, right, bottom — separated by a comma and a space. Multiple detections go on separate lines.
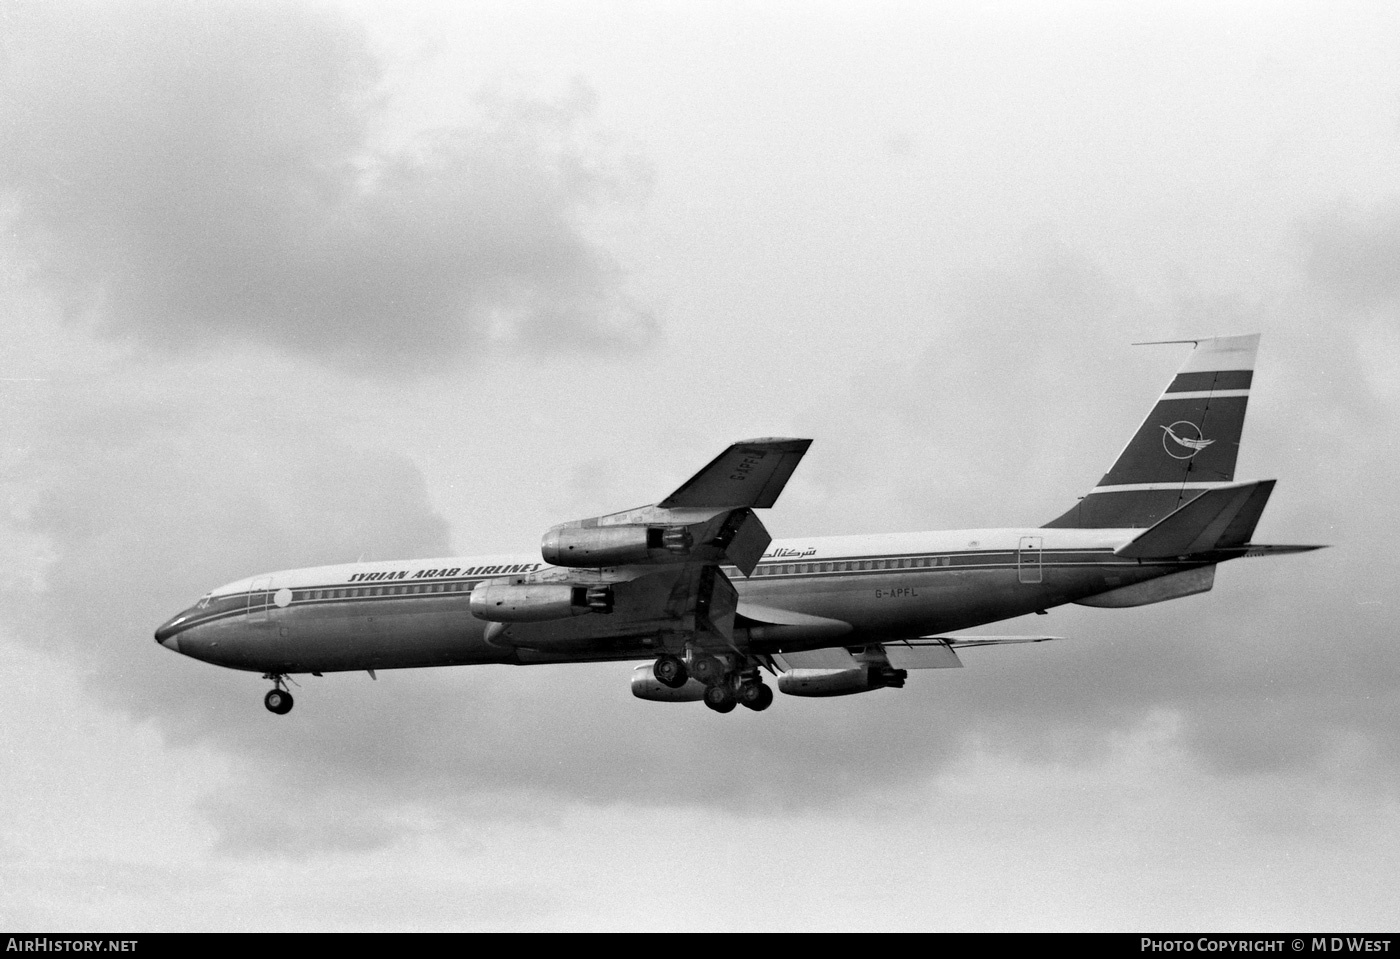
659, 438, 812, 509
1116, 480, 1275, 558
1242, 543, 1328, 558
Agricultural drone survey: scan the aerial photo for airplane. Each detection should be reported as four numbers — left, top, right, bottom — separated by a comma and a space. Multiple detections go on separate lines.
155, 334, 1324, 715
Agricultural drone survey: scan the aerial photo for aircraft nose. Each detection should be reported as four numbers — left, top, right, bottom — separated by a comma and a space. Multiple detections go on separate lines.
154, 616, 185, 653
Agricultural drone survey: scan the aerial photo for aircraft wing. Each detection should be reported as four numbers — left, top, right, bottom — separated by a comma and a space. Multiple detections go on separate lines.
774, 635, 1066, 672
484, 439, 815, 653
658, 438, 812, 509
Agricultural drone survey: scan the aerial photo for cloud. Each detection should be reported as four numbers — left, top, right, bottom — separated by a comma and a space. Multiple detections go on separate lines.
7, 220, 1397, 861
0, 0, 653, 376
1306, 201, 1400, 305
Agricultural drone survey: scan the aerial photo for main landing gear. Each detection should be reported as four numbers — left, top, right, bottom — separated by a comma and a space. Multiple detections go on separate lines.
654, 652, 774, 714
263, 673, 294, 715
653, 653, 689, 688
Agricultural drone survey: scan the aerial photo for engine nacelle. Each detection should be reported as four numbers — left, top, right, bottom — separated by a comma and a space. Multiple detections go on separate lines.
469, 582, 612, 623
777, 665, 908, 698
630, 663, 706, 702
541, 524, 693, 568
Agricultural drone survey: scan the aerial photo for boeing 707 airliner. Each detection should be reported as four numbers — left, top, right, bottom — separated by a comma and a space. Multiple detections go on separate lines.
156, 335, 1323, 715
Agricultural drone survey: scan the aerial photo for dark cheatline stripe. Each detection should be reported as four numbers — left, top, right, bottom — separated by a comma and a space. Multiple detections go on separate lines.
1166, 370, 1253, 393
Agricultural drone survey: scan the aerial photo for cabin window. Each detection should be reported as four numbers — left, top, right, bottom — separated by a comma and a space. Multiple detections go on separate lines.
820, 562, 832, 572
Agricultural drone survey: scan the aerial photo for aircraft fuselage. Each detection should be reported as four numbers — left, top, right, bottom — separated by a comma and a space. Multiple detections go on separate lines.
156, 525, 1203, 676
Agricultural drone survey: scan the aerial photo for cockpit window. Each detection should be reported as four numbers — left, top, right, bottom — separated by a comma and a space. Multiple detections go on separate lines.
196, 593, 212, 609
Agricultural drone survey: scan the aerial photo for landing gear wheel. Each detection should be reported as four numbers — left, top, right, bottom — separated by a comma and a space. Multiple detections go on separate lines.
689, 654, 723, 686
703, 683, 737, 713
264, 688, 294, 715
653, 654, 689, 689
741, 683, 774, 712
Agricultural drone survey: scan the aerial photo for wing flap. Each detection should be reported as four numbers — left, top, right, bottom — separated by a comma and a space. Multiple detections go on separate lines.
882, 640, 964, 669
936, 634, 1066, 647
734, 602, 853, 644
772, 647, 858, 670
771, 634, 1064, 672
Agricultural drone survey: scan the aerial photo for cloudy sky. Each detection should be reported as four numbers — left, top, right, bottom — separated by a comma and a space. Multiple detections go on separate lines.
2, 0, 1397, 932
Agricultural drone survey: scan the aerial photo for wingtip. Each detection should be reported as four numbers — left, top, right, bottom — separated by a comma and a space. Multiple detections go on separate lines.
1132, 333, 1262, 347
733, 437, 813, 447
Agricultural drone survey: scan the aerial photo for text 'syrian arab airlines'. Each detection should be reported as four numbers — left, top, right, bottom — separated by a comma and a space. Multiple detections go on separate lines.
156, 335, 1324, 715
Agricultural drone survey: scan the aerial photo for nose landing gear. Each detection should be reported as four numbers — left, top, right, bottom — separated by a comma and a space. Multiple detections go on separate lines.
262, 673, 294, 715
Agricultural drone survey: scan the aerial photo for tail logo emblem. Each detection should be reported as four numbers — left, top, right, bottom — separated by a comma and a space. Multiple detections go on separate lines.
1160, 421, 1214, 460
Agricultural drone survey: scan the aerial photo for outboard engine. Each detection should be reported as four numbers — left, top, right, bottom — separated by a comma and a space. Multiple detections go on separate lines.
777, 665, 908, 697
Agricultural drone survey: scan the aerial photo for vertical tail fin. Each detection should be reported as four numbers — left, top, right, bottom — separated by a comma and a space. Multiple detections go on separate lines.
1043, 334, 1260, 529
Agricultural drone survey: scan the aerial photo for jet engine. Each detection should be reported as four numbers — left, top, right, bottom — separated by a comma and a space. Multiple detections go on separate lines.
469, 582, 613, 623
630, 663, 706, 702
541, 525, 692, 568
540, 505, 770, 575
777, 665, 908, 697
